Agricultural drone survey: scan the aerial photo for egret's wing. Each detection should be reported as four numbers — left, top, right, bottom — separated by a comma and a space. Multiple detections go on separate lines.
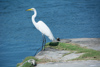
37, 21, 55, 40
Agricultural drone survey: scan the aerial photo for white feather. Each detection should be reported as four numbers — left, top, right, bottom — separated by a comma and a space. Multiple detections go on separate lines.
30, 8, 55, 41
37, 21, 55, 40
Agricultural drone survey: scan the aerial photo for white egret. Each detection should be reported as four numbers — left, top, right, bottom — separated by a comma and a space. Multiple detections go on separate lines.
26, 8, 55, 52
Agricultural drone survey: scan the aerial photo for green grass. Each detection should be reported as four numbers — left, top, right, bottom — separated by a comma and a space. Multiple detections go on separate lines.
46, 42, 100, 60
17, 56, 38, 67
22, 56, 39, 63
20, 62, 33, 67
16, 56, 55, 67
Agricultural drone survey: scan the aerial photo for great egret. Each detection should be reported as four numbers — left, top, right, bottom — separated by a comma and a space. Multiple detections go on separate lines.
26, 8, 55, 51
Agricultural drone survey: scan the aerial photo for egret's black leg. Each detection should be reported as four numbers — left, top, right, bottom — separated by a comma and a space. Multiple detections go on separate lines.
42, 35, 45, 51
43, 36, 46, 50
34, 35, 45, 56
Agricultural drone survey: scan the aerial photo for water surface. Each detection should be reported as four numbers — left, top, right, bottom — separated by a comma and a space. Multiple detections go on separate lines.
0, 0, 100, 67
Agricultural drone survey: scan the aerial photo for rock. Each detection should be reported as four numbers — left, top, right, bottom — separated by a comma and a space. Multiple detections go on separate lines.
70, 38, 100, 50
35, 48, 83, 62
35, 38, 100, 67
37, 60, 100, 67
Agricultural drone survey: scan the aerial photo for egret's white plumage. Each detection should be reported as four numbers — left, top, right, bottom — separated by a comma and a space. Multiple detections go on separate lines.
26, 8, 55, 51
36, 21, 55, 40
27, 8, 55, 41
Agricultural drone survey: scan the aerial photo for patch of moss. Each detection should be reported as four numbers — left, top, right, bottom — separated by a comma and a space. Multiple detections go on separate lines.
16, 56, 37, 67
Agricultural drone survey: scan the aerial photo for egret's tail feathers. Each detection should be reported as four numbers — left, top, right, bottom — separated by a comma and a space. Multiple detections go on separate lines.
49, 36, 55, 41
52, 38, 56, 41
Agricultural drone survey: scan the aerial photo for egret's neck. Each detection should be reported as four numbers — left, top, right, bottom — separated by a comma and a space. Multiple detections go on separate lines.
32, 9, 37, 25
33, 9, 37, 18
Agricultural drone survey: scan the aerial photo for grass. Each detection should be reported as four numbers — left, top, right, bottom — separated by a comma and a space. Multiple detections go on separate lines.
17, 56, 38, 67
16, 56, 56, 67
19, 62, 32, 67
45, 42, 100, 60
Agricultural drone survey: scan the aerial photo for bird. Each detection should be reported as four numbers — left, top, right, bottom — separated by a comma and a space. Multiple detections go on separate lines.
26, 8, 55, 52
28, 59, 37, 67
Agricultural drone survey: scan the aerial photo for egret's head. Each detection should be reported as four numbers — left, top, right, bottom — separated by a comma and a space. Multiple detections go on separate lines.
26, 8, 35, 11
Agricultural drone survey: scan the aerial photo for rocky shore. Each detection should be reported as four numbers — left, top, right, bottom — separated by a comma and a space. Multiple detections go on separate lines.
35, 38, 100, 67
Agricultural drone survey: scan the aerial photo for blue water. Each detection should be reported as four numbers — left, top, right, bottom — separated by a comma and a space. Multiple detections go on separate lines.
0, 0, 100, 67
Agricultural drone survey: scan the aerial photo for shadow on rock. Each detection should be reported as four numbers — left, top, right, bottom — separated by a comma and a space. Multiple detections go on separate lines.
48, 42, 59, 46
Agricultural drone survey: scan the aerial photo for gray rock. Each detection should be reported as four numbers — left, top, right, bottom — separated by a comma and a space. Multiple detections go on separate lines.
37, 60, 100, 67
35, 48, 83, 61
35, 38, 100, 67
70, 38, 100, 50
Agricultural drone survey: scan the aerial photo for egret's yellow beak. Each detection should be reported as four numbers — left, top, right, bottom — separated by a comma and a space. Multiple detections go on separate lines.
26, 9, 32, 11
